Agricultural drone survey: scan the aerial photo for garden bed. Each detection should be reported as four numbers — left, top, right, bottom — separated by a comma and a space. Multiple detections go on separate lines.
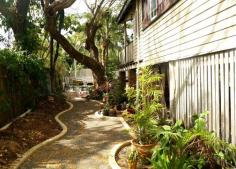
115, 142, 151, 169
0, 97, 69, 169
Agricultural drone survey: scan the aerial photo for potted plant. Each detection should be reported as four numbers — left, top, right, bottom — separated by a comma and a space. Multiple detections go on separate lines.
127, 67, 165, 158
103, 104, 110, 116
125, 87, 136, 114
128, 149, 138, 169
109, 105, 117, 116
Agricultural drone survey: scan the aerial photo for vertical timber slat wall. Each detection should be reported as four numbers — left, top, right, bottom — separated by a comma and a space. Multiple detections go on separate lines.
170, 48, 236, 144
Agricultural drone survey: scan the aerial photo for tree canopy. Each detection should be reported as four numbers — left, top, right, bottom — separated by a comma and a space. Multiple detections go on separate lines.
0, 0, 125, 89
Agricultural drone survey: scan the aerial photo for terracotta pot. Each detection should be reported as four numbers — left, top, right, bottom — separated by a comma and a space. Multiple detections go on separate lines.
127, 107, 135, 114
109, 108, 116, 116
131, 139, 156, 158
128, 159, 137, 169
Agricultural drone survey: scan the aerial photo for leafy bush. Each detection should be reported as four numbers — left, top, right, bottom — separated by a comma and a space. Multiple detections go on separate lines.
122, 110, 135, 126
151, 112, 236, 169
109, 80, 127, 106
103, 104, 110, 116
0, 90, 10, 114
0, 49, 48, 112
131, 67, 165, 145
125, 86, 136, 107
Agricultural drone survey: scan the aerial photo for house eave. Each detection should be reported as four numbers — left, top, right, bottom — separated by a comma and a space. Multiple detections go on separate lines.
117, 0, 134, 24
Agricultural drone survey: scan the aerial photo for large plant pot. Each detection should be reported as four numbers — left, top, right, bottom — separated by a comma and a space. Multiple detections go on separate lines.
109, 108, 116, 116
127, 107, 135, 114
131, 139, 156, 158
128, 159, 137, 169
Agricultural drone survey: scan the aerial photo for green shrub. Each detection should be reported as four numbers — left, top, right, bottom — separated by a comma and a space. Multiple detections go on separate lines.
130, 67, 165, 145
109, 80, 127, 106
151, 112, 236, 169
0, 49, 48, 111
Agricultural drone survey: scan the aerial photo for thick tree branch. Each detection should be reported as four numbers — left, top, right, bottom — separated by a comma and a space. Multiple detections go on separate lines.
51, 0, 76, 12
49, 29, 106, 85
85, 22, 101, 61
42, 0, 107, 86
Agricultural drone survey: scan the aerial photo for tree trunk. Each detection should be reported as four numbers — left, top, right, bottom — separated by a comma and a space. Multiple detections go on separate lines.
14, 0, 30, 33
45, 14, 106, 87
49, 36, 56, 94
0, 0, 31, 49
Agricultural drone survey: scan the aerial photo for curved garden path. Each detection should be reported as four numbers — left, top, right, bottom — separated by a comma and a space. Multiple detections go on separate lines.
18, 99, 130, 169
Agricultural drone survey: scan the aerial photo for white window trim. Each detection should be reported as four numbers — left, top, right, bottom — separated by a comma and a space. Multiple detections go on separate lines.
150, 0, 157, 20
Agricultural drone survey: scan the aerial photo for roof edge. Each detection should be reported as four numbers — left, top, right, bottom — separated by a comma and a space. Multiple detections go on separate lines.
117, 0, 133, 23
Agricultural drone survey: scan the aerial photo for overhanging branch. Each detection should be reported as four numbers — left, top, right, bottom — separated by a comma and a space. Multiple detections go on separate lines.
50, 0, 76, 11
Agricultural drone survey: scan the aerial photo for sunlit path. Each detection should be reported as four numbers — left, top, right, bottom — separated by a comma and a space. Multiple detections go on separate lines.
19, 100, 130, 169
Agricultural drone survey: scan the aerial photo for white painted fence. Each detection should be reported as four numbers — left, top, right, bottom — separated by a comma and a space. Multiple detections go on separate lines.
169, 48, 236, 144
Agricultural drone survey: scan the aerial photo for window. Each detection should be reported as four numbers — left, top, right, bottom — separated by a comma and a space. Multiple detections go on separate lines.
150, 0, 157, 19
142, 0, 179, 28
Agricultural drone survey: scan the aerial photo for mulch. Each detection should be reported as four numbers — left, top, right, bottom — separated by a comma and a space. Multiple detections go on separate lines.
0, 97, 69, 168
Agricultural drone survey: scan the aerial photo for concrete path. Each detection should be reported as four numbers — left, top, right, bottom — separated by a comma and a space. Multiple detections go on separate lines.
19, 99, 130, 169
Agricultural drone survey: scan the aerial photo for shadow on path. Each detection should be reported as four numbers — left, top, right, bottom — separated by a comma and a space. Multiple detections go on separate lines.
19, 99, 130, 169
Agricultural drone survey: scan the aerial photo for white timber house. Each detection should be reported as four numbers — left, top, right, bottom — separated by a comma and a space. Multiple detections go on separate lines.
117, 0, 236, 144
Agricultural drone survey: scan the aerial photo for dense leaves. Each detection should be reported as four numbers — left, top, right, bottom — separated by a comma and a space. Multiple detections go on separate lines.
0, 0, 42, 53
151, 113, 236, 169
126, 67, 165, 145
0, 49, 48, 112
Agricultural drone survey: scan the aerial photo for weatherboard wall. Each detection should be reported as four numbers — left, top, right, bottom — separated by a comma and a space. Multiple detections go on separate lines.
135, 0, 236, 66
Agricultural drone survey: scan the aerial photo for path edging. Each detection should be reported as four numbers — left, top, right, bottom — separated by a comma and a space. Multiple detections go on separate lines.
109, 140, 131, 169
0, 109, 31, 131
119, 117, 136, 138
108, 117, 134, 169
12, 101, 73, 169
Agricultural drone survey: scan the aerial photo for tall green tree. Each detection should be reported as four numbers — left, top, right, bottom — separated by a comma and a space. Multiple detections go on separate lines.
41, 0, 124, 88
0, 0, 42, 52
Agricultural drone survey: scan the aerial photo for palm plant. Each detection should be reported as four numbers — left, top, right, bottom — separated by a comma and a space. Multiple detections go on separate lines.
131, 66, 165, 145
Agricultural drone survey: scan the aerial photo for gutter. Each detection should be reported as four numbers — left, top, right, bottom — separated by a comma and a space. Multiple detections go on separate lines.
117, 0, 133, 23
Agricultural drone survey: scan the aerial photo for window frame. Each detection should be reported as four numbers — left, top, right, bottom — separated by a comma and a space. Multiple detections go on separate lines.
142, 0, 179, 29
150, 0, 158, 19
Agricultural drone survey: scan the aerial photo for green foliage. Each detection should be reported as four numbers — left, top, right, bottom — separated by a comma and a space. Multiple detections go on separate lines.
103, 104, 110, 116
193, 111, 208, 131
125, 87, 136, 106
122, 110, 135, 125
128, 149, 138, 161
0, 90, 10, 113
150, 112, 236, 169
65, 10, 123, 79
108, 80, 126, 106
0, 1, 43, 53
0, 49, 48, 109
106, 52, 119, 80
130, 66, 165, 145
64, 14, 82, 33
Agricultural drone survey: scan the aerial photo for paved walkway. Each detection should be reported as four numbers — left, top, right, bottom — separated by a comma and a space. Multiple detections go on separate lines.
19, 99, 130, 169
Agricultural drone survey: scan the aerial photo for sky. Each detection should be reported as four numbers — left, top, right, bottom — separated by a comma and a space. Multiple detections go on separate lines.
65, 0, 88, 15
0, 0, 88, 48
